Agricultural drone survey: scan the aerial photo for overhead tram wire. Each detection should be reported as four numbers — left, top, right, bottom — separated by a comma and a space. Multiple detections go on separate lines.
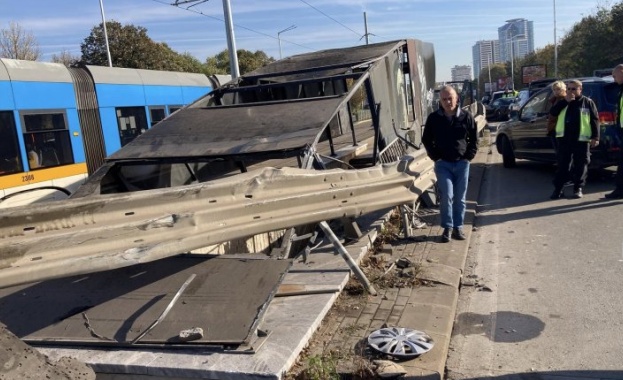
149, 0, 315, 53
298, 0, 363, 39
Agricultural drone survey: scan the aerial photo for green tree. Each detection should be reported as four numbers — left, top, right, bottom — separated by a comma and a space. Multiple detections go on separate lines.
81, 21, 155, 67
608, 2, 623, 64
557, 7, 613, 77
0, 21, 40, 60
478, 63, 509, 94
81, 21, 212, 73
205, 49, 275, 75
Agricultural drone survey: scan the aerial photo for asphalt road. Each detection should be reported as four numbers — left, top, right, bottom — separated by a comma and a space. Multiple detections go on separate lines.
446, 134, 623, 380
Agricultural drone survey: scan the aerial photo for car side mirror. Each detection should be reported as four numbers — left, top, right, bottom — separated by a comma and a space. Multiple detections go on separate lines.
509, 110, 519, 119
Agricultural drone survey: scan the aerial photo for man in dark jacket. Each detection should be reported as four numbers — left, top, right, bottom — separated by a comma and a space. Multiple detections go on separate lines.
604, 64, 623, 199
423, 85, 478, 243
549, 79, 600, 199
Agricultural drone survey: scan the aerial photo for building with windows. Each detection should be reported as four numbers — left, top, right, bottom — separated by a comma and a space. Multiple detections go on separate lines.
451, 65, 472, 82
472, 40, 500, 80
498, 18, 534, 63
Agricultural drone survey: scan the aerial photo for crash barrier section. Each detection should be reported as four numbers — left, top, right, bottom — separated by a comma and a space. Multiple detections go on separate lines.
0, 152, 435, 289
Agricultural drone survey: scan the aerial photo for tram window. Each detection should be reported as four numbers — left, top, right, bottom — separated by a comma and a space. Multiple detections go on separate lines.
168, 105, 182, 114
20, 111, 74, 170
149, 106, 166, 127
0, 111, 23, 175
116, 107, 148, 147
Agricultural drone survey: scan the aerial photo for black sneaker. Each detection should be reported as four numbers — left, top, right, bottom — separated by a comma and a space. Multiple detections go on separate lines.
452, 227, 466, 240
604, 190, 623, 199
572, 188, 583, 199
550, 189, 563, 200
441, 228, 451, 243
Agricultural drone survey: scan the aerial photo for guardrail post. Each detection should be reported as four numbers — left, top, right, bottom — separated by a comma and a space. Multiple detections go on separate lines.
318, 221, 377, 296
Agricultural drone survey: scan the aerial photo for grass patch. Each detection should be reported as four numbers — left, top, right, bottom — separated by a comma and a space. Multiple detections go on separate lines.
300, 352, 340, 380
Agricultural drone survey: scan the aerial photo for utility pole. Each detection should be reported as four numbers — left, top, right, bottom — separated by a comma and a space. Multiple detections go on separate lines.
98, 0, 113, 67
170, 0, 239, 78
553, 0, 558, 78
488, 54, 492, 94
222, 0, 240, 79
363, 12, 369, 45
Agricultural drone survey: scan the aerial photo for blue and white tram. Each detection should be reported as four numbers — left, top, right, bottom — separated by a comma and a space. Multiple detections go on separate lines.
0, 58, 221, 207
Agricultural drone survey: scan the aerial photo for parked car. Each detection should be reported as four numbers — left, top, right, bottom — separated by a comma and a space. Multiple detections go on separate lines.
485, 97, 516, 121
496, 77, 621, 168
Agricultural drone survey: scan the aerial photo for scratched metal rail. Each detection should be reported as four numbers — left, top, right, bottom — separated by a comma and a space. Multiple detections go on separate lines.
0, 153, 434, 289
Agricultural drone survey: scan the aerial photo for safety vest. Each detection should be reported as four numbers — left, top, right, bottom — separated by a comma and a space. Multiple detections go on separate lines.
619, 96, 623, 128
555, 106, 592, 142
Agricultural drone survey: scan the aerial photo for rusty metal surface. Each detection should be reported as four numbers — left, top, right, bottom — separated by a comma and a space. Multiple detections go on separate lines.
0, 255, 290, 347
0, 154, 435, 288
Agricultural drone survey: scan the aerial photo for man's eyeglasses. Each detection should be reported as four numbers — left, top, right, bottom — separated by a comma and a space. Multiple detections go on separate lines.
568, 87, 580, 91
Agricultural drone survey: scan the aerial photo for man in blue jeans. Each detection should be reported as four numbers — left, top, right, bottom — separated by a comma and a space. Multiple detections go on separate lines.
423, 85, 478, 242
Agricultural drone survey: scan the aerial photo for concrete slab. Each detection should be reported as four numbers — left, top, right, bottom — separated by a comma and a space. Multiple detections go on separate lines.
419, 262, 462, 287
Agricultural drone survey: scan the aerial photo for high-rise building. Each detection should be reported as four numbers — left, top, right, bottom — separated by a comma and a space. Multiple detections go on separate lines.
472, 40, 500, 79
498, 18, 534, 63
451, 65, 472, 82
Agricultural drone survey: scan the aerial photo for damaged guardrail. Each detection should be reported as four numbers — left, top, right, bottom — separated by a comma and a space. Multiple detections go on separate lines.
0, 152, 435, 289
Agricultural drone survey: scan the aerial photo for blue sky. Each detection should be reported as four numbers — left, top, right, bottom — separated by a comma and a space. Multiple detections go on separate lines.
1, 0, 611, 81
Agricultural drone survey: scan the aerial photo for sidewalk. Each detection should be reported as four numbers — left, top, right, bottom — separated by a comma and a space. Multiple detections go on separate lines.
307, 149, 488, 379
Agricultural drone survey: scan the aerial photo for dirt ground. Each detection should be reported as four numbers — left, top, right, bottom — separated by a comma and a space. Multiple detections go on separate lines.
285, 210, 432, 380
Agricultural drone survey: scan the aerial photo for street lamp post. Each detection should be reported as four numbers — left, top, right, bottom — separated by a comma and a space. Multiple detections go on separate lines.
554, 0, 558, 77
488, 54, 492, 94
278, 25, 296, 59
509, 33, 526, 91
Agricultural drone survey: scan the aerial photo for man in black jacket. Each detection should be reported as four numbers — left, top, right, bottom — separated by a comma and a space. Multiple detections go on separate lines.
549, 79, 600, 199
604, 64, 623, 199
423, 85, 478, 243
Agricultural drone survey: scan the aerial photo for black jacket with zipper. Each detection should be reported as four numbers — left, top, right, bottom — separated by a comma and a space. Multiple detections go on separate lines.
422, 108, 478, 162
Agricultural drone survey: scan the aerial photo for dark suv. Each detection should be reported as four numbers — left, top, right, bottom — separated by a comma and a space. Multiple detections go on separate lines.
496, 77, 621, 168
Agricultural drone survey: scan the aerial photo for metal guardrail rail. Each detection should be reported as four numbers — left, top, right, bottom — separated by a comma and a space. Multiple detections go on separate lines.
0, 153, 435, 289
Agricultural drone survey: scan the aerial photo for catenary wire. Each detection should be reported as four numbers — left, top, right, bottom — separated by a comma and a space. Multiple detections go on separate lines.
150, 0, 315, 52
297, 0, 363, 38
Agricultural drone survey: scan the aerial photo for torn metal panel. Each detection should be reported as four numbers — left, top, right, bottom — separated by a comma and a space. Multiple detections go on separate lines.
92, 39, 435, 184
107, 96, 346, 160
242, 40, 406, 81
0, 255, 291, 349
0, 154, 435, 288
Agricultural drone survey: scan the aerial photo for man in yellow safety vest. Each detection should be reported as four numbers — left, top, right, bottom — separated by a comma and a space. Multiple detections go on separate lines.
549, 79, 600, 199
604, 64, 623, 199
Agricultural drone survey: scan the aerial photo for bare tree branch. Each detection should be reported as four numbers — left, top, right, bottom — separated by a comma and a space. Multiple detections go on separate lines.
0, 21, 41, 60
